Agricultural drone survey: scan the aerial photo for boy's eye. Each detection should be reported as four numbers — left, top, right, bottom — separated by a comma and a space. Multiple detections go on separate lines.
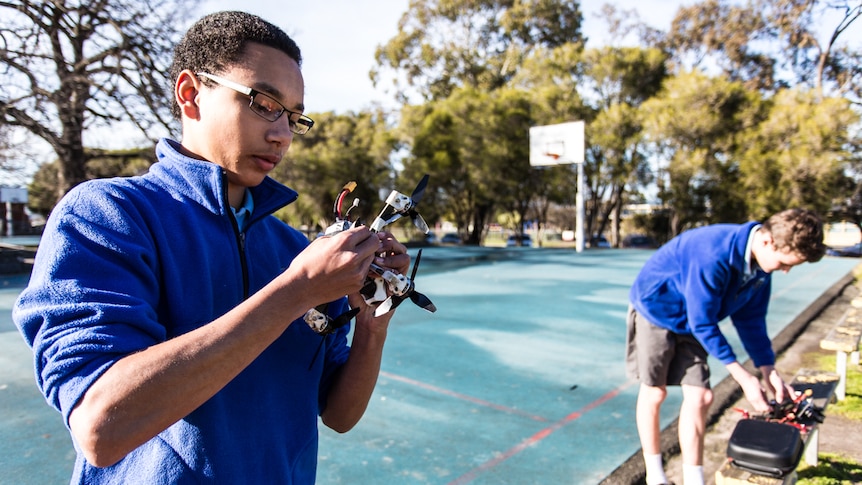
252, 96, 280, 115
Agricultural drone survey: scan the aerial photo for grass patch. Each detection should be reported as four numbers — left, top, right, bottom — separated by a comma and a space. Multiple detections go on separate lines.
793, 351, 862, 484
812, 353, 862, 421
797, 453, 862, 484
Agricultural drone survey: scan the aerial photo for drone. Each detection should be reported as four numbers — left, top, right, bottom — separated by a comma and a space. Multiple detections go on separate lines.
733, 388, 825, 433
303, 175, 437, 336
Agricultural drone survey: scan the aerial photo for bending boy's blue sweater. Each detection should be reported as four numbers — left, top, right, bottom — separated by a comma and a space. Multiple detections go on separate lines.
13, 138, 350, 484
629, 222, 776, 367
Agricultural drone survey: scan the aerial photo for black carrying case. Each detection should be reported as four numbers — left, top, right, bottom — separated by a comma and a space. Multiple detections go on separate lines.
726, 419, 804, 478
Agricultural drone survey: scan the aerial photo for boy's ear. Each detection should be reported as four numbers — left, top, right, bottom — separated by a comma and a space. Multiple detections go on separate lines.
761, 230, 776, 249
175, 70, 202, 120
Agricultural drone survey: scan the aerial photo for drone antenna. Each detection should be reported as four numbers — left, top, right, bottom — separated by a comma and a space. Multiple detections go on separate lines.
344, 198, 360, 219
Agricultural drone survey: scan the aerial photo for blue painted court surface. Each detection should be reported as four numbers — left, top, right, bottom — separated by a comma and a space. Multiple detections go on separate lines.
0, 247, 858, 484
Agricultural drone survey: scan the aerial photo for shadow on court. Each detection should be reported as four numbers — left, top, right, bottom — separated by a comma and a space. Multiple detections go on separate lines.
1, 247, 857, 484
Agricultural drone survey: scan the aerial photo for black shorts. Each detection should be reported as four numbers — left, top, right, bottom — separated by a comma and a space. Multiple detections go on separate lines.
625, 305, 710, 388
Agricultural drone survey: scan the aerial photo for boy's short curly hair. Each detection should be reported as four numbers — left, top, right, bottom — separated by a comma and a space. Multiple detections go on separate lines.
169, 11, 302, 120
763, 208, 826, 262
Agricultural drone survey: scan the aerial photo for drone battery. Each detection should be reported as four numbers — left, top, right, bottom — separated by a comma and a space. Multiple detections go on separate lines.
726, 419, 804, 478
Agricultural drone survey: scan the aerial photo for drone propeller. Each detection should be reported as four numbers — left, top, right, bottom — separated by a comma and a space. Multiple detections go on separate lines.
306, 305, 360, 370
369, 174, 431, 234
408, 175, 430, 233
374, 249, 437, 317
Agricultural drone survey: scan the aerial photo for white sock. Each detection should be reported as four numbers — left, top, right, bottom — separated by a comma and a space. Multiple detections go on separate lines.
683, 464, 704, 485
644, 453, 668, 485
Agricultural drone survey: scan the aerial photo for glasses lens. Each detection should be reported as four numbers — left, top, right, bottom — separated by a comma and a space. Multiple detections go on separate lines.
292, 115, 314, 135
248, 93, 283, 122
246, 90, 313, 135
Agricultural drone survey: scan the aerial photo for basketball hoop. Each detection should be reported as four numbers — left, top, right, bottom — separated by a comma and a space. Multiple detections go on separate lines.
544, 152, 560, 161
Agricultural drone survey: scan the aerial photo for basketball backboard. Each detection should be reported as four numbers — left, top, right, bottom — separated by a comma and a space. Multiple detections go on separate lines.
529, 121, 585, 166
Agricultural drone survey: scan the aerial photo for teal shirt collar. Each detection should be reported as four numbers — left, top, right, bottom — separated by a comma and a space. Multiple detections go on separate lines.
744, 224, 762, 279
231, 189, 254, 231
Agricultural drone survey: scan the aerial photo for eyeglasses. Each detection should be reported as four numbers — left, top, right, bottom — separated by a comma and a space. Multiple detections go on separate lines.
196, 72, 314, 135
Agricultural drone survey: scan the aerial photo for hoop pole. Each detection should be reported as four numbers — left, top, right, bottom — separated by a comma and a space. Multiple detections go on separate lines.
576, 162, 585, 253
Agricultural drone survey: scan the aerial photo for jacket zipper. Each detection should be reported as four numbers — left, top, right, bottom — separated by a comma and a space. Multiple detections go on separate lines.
236, 229, 249, 298
223, 171, 250, 298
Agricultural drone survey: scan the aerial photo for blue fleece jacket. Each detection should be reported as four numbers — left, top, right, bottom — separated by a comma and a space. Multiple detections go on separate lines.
629, 222, 776, 367
13, 138, 351, 484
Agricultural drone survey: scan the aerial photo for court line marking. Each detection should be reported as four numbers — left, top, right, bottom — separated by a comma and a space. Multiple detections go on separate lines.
446, 380, 636, 485
380, 370, 548, 422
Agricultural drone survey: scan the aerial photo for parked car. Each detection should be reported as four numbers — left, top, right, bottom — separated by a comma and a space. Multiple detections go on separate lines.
440, 233, 462, 245
621, 234, 659, 249
826, 242, 862, 257
506, 234, 533, 247
589, 234, 610, 248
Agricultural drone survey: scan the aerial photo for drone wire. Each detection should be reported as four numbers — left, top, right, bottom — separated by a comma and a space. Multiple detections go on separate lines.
334, 181, 357, 219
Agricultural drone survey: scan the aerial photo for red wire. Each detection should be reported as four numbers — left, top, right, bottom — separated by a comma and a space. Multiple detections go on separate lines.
335, 189, 347, 218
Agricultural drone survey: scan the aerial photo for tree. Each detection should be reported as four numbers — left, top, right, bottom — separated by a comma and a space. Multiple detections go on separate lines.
272, 110, 398, 235
763, 0, 862, 100
641, 72, 761, 235
738, 88, 857, 219
481, 87, 537, 241
401, 88, 494, 245
662, 0, 776, 91
0, 0, 198, 203
27, 147, 155, 216
580, 46, 668, 245
400, 86, 537, 245
661, 0, 862, 100
372, 0, 585, 103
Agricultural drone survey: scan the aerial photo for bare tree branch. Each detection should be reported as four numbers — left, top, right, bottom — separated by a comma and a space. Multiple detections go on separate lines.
0, 0, 198, 198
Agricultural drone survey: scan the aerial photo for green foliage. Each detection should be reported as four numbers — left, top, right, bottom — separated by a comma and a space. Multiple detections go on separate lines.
399, 85, 541, 243
739, 88, 856, 220
662, 0, 862, 99
641, 71, 759, 232
271, 110, 398, 232
797, 453, 862, 485
372, 0, 585, 102
629, 210, 672, 245
813, 353, 862, 421
27, 148, 156, 216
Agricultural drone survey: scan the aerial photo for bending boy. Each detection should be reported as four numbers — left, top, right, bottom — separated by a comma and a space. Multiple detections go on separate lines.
626, 209, 825, 485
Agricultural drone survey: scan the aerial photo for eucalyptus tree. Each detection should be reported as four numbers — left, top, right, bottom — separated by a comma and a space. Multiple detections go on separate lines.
662, 0, 862, 100
400, 86, 528, 245
27, 147, 155, 216
764, 0, 861, 100
737, 88, 857, 219
579, 46, 668, 245
641, 71, 761, 235
372, 0, 586, 103
0, 0, 198, 202
483, 88, 538, 241
273, 110, 398, 235
506, 43, 590, 237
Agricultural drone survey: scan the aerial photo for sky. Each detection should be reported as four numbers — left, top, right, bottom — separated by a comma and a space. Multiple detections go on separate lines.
198, 0, 697, 114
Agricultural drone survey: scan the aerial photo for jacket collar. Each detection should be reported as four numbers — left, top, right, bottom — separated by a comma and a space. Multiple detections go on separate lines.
153, 138, 298, 220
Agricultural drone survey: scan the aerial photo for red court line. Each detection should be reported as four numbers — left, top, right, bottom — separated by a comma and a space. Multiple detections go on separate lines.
447, 380, 637, 485
379, 371, 548, 422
